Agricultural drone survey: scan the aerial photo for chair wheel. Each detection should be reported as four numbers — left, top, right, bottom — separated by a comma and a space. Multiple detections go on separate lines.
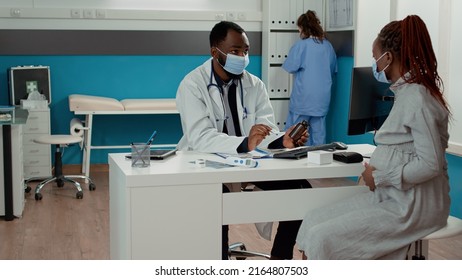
35, 193, 42, 200
25, 186, 32, 193
57, 180, 65, 188
76, 191, 83, 199
235, 244, 247, 260
89, 183, 96, 191
230, 244, 248, 260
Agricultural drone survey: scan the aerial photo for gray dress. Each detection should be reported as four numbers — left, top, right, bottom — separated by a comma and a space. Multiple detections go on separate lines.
296, 76, 451, 259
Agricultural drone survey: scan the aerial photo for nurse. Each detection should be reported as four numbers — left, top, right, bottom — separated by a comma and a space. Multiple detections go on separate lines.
282, 10, 337, 146
176, 21, 311, 260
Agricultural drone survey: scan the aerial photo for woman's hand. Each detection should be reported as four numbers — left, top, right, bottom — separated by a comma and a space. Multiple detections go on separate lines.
361, 162, 376, 192
282, 125, 308, 148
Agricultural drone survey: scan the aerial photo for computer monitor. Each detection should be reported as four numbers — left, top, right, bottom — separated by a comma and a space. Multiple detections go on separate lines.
347, 66, 394, 135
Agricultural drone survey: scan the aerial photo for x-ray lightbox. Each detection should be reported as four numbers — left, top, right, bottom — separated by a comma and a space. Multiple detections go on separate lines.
8, 65, 51, 105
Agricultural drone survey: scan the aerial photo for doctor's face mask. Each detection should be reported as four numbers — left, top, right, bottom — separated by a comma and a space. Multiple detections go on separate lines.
216, 47, 250, 75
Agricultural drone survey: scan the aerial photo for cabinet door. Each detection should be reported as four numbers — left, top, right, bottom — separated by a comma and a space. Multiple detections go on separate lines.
11, 126, 25, 217
0, 126, 25, 217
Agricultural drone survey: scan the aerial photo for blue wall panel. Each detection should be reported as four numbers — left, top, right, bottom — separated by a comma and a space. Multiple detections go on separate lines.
447, 154, 462, 217
326, 56, 374, 145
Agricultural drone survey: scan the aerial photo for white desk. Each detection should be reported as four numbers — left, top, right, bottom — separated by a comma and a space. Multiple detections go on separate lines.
109, 144, 375, 260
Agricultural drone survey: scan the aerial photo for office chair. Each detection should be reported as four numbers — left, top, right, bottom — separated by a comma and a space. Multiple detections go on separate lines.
26, 134, 95, 200
229, 242, 270, 260
227, 183, 271, 260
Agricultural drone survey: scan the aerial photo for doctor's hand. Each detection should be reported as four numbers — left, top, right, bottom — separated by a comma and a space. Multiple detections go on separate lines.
247, 124, 272, 151
361, 162, 376, 192
282, 125, 308, 148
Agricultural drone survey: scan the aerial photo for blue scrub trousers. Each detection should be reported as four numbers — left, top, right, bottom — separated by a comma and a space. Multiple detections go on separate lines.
285, 113, 326, 146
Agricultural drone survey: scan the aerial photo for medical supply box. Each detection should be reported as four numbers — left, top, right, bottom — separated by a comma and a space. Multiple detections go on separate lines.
8, 65, 51, 106
307, 150, 333, 165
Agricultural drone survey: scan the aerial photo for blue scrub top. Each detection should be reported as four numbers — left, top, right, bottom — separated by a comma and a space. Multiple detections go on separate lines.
282, 37, 337, 116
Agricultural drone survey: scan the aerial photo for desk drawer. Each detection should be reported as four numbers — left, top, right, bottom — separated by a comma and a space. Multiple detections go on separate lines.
23, 144, 49, 156
25, 111, 50, 123
23, 122, 49, 134
23, 134, 49, 145
24, 155, 50, 167
24, 166, 51, 178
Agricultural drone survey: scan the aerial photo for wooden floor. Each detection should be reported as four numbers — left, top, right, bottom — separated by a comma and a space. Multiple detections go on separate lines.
1, 167, 461, 260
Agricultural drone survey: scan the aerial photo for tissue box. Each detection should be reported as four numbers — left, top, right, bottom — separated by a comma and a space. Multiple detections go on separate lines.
20, 99, 48, 109
307, 150, 333, 165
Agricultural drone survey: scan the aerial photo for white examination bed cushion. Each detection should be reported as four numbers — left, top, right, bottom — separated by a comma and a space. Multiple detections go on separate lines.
121, 99, 177, 111
69, 94, 124, 111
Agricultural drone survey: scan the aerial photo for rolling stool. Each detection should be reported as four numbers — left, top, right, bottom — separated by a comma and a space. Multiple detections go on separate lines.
31, 134, 96, 200
411, 215, 462, 259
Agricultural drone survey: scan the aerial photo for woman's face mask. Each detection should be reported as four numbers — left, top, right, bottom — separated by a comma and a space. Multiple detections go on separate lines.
216, 48, 250, 75
372, 52, 390, 83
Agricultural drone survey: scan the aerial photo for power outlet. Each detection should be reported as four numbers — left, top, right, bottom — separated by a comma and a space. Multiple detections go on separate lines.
70, 9, 81, 18
95, 9, 106, 19
237, 12, 246, 21
215, 13, 225, 20
83, 9, 94, 18
10, 8, 21, 17
226, 12, 236, 21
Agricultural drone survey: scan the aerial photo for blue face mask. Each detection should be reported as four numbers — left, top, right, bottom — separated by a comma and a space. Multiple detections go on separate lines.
372, 52, 390, 83
216, 48, 250, 75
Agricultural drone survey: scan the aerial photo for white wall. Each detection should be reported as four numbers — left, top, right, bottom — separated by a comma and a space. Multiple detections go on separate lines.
393, 0, 440, 59
0, 0, 262, 11
354, 0, 390, 67
0, 0, 263, 31
447, 0, 462, 155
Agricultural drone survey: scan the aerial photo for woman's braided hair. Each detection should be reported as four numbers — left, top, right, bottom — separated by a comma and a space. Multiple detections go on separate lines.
377, 15, 449, 112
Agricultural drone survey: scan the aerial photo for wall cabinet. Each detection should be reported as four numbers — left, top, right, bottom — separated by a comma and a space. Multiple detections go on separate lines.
262, 0, 355, 130
262, 0, 325, 130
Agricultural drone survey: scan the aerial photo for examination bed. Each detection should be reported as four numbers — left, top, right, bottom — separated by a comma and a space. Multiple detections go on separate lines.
69, 94, 178, 178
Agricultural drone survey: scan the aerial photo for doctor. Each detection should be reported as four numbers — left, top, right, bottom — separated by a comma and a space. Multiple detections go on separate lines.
176, 21, 311, 260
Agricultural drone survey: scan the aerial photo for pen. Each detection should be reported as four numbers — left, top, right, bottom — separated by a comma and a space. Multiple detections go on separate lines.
137, 130, 157, 162
146, 130, 157, 145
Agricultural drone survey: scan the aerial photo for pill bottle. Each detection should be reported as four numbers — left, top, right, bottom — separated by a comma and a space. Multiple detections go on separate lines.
289, 120, 308, 142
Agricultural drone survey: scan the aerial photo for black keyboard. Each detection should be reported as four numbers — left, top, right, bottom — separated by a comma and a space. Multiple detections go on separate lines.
272, 142, 348, 159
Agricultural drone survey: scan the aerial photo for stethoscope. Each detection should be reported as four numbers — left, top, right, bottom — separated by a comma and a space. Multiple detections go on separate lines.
207, 61, 248, 121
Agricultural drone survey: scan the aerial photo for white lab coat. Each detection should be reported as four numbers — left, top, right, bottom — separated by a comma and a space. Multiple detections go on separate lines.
176, 58, 281, 154
176, 58, 281, 240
